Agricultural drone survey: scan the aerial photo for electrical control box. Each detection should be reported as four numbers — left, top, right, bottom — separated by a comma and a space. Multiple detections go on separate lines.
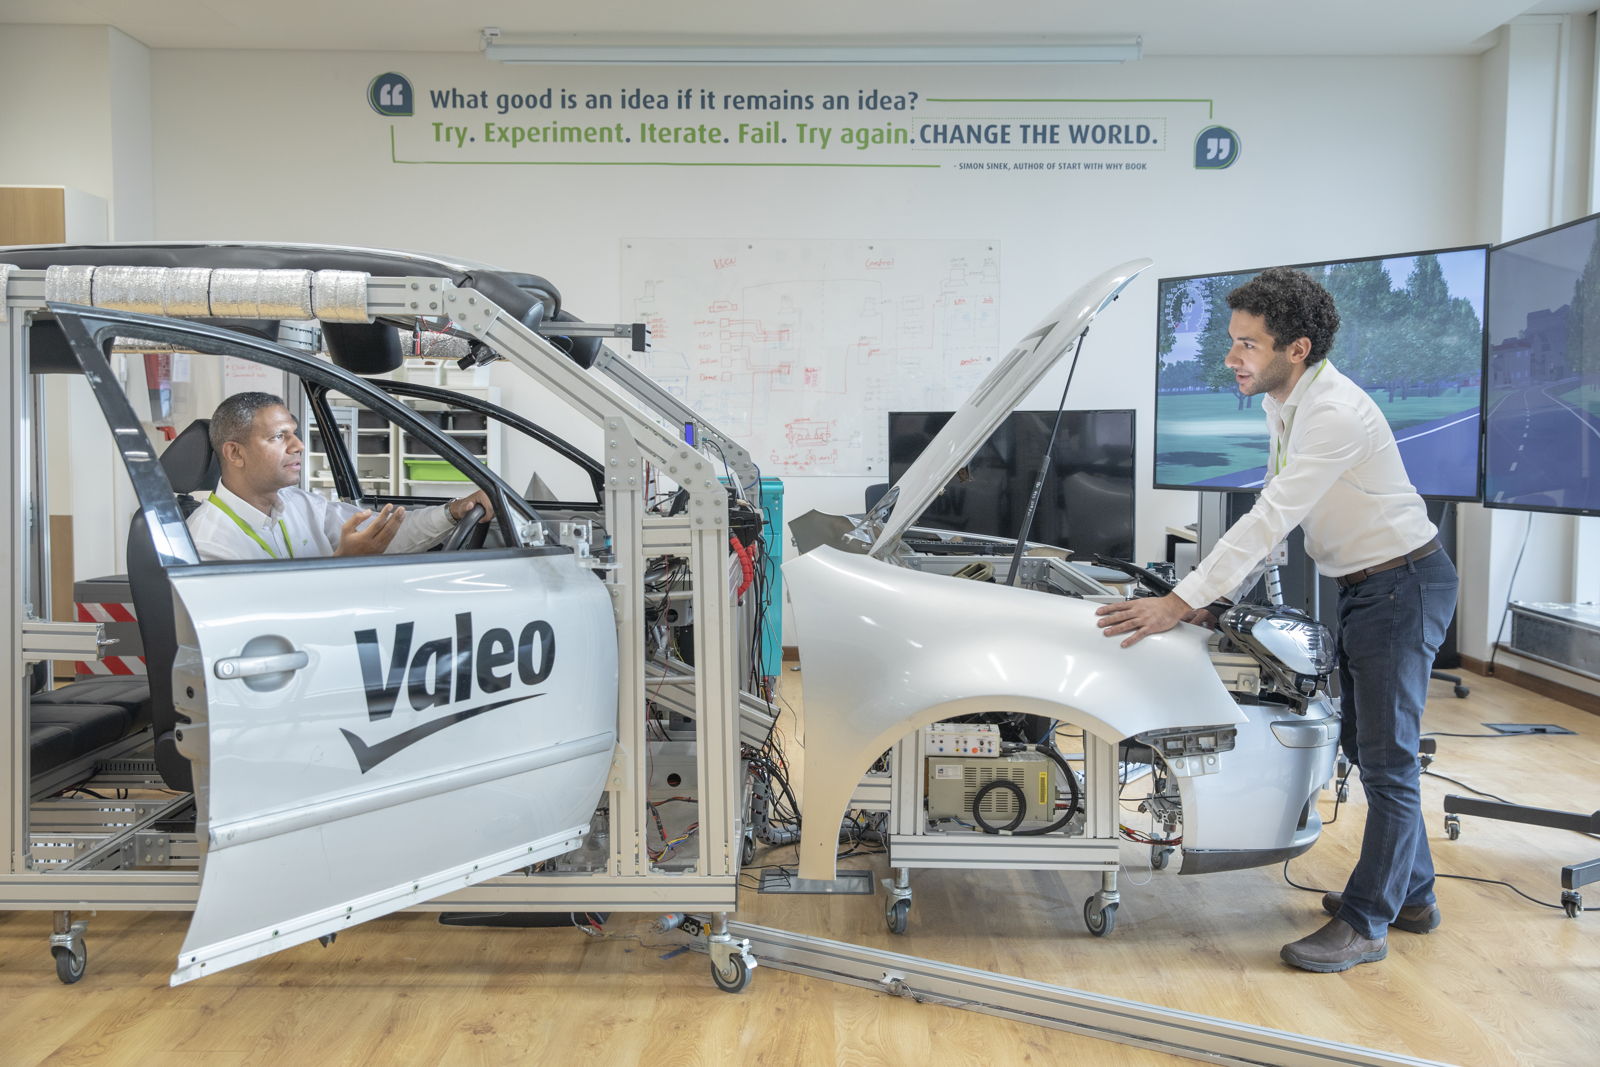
923, 721, 1000, 757
926, 751, 1057, 824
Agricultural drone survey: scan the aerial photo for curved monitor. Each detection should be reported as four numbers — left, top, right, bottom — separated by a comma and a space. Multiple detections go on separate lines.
1485, 212, 1600, 515
1154, 246, 1487, 500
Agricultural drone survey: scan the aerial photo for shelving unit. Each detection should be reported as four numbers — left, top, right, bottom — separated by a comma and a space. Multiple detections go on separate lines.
303, 362, 501, 498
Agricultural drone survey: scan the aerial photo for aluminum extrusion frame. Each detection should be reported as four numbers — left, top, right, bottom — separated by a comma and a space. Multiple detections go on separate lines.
730, 923, 1451, 1067
0, 258, 763, 980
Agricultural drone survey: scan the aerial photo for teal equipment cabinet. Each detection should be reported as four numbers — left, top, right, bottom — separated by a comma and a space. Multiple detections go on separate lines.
758, 477, 783, 685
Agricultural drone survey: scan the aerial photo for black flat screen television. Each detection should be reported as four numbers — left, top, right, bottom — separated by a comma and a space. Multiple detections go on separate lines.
1484, 211, 1600, 515
1154, 246, 1487, 500
887, 409, 1135, 560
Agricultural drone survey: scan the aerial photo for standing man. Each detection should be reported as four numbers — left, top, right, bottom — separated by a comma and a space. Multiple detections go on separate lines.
1095, 267, 1457, 973
188, 391, 494, 562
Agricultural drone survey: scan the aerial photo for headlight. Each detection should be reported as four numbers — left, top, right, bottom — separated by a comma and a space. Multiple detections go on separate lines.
1220, 604, 1335, 695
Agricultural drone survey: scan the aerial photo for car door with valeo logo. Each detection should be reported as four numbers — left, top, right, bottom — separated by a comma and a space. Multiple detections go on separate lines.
58, 305, 618, 985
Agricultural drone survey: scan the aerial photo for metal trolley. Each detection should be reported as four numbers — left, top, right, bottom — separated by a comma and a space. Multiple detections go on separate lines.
842, 551, 1130, 937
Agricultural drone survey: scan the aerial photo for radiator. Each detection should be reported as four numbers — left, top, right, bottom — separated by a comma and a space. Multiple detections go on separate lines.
1507, 602, 1600, 681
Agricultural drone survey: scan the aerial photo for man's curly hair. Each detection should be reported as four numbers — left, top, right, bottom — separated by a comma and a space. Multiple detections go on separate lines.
1226, 267, 1341, 364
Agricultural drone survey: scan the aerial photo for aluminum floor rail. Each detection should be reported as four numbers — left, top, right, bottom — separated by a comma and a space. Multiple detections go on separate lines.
727, 923, 1450, 1067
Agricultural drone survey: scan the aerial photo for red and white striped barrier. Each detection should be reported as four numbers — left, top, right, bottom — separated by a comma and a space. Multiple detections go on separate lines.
73, 600, 146, 675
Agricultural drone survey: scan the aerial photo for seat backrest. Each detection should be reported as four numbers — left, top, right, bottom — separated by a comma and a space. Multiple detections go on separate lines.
126, 418, 219, 791
162, 419, 220, 511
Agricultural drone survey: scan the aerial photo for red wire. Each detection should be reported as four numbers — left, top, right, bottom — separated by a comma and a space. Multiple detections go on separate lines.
730, 536, 755, 599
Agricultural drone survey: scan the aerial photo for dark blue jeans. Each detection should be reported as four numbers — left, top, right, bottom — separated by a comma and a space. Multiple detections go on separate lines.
1333, 549, 1458, 940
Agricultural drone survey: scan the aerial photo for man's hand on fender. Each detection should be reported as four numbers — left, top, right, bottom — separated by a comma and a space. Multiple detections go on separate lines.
1094, 592, 1193, 648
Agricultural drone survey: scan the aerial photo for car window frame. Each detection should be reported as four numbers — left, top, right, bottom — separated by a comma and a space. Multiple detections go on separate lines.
48, 302, 537, 564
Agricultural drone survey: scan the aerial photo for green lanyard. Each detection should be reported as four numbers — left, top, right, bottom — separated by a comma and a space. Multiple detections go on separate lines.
1269, 360, 1330, 477
207, 495, 295, 559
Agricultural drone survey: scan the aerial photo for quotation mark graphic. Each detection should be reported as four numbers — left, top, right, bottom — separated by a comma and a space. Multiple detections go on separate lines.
1194, 125, 1240, 169
368, 73, 414, 117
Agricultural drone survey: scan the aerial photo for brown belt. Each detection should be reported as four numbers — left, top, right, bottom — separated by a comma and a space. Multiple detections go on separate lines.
1335, 537, 1443, 589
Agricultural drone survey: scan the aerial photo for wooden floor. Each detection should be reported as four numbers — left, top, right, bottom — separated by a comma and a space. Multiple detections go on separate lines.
1, 671, 1597, 1065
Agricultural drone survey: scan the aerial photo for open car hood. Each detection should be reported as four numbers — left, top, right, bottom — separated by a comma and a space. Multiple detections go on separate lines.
856, 259, 1150, 558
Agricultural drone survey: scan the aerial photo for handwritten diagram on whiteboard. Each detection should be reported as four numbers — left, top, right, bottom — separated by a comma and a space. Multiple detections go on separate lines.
620, 239, 1001, 476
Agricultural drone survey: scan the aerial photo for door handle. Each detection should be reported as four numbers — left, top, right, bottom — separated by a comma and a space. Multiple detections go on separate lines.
214, 650, 309, 680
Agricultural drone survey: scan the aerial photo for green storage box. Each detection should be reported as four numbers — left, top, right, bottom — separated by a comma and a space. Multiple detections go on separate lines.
404, 459, 470, 482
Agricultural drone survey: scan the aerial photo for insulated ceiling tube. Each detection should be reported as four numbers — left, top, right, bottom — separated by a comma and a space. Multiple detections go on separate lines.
42, 264, 372, 323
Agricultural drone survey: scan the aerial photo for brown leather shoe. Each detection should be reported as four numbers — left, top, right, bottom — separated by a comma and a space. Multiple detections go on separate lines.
1321, 892, 1441, 934
1280, 917, 1387, 972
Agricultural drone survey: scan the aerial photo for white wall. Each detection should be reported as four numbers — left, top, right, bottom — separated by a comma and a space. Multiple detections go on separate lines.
1458, 13, 1600, 665
107, 26, 154, 241
0, 24, 151, 239
146, 49, 1483, 573
0, 25, 115, 201
1, 25, 153, 580
9, 30, 1521, 638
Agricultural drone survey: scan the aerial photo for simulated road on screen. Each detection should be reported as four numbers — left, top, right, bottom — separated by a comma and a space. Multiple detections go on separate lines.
1486, 380, 1600, 512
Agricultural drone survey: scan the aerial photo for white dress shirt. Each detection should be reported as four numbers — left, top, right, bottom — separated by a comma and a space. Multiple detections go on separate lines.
1173, 360, 1437, 610
187, 481, 456, 562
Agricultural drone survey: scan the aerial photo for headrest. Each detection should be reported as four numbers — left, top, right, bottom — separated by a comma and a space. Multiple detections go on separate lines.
162, 420, 220, 495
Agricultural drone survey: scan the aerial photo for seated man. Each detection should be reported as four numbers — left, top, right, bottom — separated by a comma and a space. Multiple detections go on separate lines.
188, 391, 494, 562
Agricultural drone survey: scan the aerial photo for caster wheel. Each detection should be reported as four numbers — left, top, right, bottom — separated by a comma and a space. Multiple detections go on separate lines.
1150, 846, 1170, 871
1445, 814, 1461, 841
1562, 891, 1582, 918
710, 953, 752, 994
1083, 896, 1117, 937
52, 943, 87, 985
886, 898, 910, 935
741, 835, 755, 868
1336, 781, 1350, 803
1453, 685, 1470, 699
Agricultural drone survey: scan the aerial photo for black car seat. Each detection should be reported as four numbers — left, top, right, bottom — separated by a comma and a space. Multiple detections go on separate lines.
30, 673, 154, 780
124, 419, 219, 792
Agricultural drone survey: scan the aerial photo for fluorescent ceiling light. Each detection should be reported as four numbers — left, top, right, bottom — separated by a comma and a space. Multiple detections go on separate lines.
480, 30, 1142, 66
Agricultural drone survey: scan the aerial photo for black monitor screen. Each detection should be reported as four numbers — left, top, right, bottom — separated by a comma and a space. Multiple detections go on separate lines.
887, 409, 1135, 560
1154, 246, 1487, 499
1485, 213, 1600, 514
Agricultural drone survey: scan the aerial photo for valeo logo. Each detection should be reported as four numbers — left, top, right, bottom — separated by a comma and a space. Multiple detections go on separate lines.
369, 72, 414, 117
1194, 125, 1240, 169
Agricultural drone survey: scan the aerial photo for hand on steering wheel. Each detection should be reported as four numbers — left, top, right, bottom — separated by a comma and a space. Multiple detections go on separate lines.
441, 503, 487, 551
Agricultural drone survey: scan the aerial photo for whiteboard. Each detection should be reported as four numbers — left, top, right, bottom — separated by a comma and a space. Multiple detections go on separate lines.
620, 239, 1001, 476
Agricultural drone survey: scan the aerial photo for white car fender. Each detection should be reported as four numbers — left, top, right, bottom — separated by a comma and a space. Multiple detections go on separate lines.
785, 546, 1245, 881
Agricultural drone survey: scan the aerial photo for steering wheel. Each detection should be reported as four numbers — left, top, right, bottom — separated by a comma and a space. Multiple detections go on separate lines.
441, 503, 488, 552
1090, 554, 1176, 596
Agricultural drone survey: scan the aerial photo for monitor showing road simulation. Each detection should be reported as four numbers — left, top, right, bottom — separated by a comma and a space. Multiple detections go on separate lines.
887, 409, 1135, 559
1485, 212, 1600, 514
1154, 246, 1487, 500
